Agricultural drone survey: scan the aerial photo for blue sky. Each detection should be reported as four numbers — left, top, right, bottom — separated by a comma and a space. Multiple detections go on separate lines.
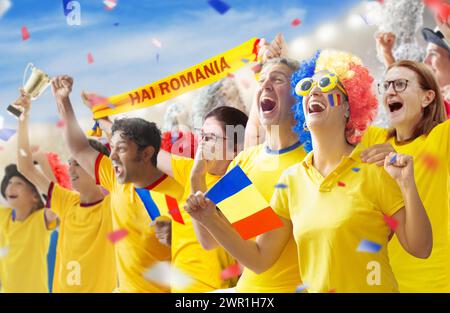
0, 0, 362, 126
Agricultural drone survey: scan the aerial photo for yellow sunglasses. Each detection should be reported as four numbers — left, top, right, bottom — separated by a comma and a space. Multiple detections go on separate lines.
295, 73, 347, 97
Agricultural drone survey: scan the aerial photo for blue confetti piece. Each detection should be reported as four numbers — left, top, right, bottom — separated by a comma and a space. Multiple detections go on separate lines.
0, 128, 16, 142
357, 240, 382, 253
113, 22, 120, 26
63, 0, 73, 16
156, 53, 160, 62
352, 167, 360, 172
241, 58, 249, 63
208, 0, 230, 15
274, 183, 288, 189
12, 209, 16, 221
389, 154, 397, 164
295, 284, 308, 293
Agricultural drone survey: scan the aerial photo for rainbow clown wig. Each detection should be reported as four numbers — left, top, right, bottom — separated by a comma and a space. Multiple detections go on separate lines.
292, 50, 378, 152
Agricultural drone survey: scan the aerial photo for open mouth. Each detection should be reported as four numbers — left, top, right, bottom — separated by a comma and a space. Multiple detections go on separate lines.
7, 195, 18, 200
308, 101, 326, 114
388, 102, 403, 113
113, 164, 124, 177
260, 98, 277, 113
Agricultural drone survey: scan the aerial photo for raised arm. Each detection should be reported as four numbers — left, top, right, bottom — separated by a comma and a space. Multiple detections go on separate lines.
385, 153, 433, 258
184, 191, 292, 274
15, 90, 51, 194
52, 76, 98, 178
375, 32, 396, 67
81, 91, 113, 142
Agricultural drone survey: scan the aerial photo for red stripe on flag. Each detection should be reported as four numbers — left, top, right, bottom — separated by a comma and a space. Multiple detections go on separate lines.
231, 206, 283, 240
166, 195, 184, 225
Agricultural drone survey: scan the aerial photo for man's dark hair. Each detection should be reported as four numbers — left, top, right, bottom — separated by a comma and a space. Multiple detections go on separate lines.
204, 106, 248, 150
1, 164, 45, 209
111, 118, 161, 166
88, 139, 110, 157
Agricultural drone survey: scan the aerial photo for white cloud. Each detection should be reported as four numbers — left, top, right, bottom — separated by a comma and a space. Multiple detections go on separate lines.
0, 0, 11, 19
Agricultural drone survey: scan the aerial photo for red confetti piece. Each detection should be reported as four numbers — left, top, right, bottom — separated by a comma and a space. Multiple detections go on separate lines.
220, 263, 242, 280
21, 26, 30, 41
107, 228, 128, 244
383, 214, 399, 231
337, 181, 346, 187
87, 53, 94, 64
103, 0, 117, 10
226, 73, 235, 79
328, 288, 336, 293
419, 152, 439, 171
251, 63, 262, 73
291, 18, 301, 27
56, 119, 65, 128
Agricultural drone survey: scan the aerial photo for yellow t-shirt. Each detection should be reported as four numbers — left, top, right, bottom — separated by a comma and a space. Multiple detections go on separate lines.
227, 142, 305, 293
271, 144, 405, 292
171, 156, 237, 293
0, 207, 51, 293
47, 182, 117, 292
361, 122, 450, 292
94, 153, 183, 293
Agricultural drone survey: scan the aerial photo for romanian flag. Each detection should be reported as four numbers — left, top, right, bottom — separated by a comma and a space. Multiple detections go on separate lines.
205, 165, 283, 240
135, 188, 184, 225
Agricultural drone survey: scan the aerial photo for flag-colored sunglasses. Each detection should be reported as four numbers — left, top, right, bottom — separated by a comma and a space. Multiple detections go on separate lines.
295, 73, 348, 97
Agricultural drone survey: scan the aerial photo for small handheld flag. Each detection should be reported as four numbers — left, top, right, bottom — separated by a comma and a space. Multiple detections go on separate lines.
205, 165, 283, 240
135, 187, 184, 224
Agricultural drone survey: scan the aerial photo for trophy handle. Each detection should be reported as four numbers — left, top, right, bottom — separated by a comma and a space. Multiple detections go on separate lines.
23, 63, 34, 90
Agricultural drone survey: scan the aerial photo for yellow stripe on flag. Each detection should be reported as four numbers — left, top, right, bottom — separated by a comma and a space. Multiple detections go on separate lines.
217, 184, 268, 224
92, 38, 260, 119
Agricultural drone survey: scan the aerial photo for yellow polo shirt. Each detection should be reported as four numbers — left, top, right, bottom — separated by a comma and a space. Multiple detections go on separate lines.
95, 153, 183, 293
0, 207, 51, 293
228, 142, 305, 293
47, 182, 117, 292
361, 122, 450, 292
272, 144, 404, 292
170, 156, 237, 293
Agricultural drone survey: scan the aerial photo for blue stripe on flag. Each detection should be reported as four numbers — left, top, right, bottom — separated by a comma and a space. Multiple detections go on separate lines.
135, 188, 161, 221
205, 165, 252, 204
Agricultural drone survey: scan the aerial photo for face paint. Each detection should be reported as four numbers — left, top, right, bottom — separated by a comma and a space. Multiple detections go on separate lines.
327, 93, 342, 107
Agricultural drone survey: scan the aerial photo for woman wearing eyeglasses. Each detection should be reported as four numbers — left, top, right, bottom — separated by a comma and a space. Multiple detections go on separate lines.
184, 50, 432, 292
156, 105, 248, 292
360, 60, 450, 292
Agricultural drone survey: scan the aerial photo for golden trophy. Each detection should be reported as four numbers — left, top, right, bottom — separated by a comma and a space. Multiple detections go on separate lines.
7, 63, 51, 118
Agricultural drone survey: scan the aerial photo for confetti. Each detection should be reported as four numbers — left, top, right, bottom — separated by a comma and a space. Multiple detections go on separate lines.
351, 167, 360, 172
21, 26, 30, 41
274, 183, 288, 189
87, 52, 94, 64
0, 246, 8, 259
103, 0, 117, 10
100, 186, 110, 196
0, 128, 16, 142
337, 181, 346, 187
436, 3, 450, 23
208, 0, 230, 15
56, 119, 65, 128
357, 239, 382, 253
107, 228, 128, 244
113, 22, 120, 26
419, 152, 439, 171
220, 263, 242, 280
295, 284, 308, 293
241, 58, 249, 63
383, 214, 399, 231
251, 63, 262, 73
62, 0, 72, 16
291, 18, 301, 27
389, 154, 397, 164
152, 38, 162, 49
156, 53, 160, 62
144, 261, 193, 289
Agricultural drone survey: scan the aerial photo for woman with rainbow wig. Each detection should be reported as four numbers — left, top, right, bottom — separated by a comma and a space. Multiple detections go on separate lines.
184, 50, 432, 292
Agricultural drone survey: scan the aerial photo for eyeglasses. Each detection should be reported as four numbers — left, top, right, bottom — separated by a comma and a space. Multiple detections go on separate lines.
194, 128, 227, 143
295, 73, 348, 97
378, 79, 409, 95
